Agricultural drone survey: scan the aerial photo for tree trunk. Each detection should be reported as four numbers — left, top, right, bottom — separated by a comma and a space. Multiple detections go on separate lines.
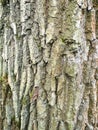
0, 0, 98, 130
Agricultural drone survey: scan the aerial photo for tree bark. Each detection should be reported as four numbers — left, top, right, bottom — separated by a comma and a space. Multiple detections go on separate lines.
0, 0, 98, 130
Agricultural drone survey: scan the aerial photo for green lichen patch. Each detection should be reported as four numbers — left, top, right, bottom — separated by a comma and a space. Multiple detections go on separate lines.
61, 38, 80, 53
0, 0, 9, 7
64, 63, 77, 77
0, 74, 8, 86
11, 115, 20, 130
22, 97, 27, 105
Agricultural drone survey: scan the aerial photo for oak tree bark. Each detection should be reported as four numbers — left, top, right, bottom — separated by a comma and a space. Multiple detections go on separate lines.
0, 0, 98, 130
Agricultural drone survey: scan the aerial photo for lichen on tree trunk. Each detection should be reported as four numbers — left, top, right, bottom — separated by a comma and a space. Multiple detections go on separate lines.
0, 0, 98, 130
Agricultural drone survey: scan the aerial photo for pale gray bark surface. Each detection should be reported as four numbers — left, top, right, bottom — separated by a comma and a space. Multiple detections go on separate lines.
0, 0, 98, 130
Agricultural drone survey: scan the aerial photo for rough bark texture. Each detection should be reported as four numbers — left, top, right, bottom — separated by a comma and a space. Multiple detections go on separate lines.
0, 0, 98, 130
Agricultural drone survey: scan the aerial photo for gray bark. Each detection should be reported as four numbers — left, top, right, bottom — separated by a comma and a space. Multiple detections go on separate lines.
0, 0, 98, 130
